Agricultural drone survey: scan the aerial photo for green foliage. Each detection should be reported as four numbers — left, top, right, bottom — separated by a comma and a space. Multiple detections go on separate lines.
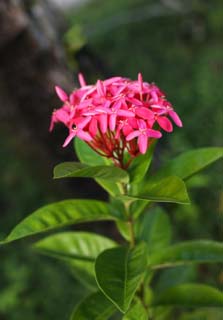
75, 138, 109, 166
70, 291, 116, 320
149, 240, 223, 268
152, 284, 223, 307
1, 1, 223, 318
3, 200, 114, 242
179, 308, 223, 320
135, 207, 172, 253
152, 147, 223, 181
35, 232, 117, 288
122, 299, 147, 320
95, 243, 147, 313
75, 137, 122, 196
123, 175, 190, 204
54, 162, 129, 183
2, 143, 222, 318
127, 140, 156, 184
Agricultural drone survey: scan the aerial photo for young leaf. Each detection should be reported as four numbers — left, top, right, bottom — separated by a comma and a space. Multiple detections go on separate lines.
75, 137, 110, 166
95, 243, 147, 313
149, 240, 223, 268
122, 299, 148, 320
54, 162, 129, 183
128, 140, 156, 184
153, 147, 223, 181
135, 207, 172, 254
70, 291, 116, 320
74, 138, 123, 196
121, 176, 190, 205
34, 232, 117, 289
152, 283, 223, 307
3, 200, 114, 243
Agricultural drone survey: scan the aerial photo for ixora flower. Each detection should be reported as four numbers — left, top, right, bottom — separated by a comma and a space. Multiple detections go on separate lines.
50, 73, 182, 168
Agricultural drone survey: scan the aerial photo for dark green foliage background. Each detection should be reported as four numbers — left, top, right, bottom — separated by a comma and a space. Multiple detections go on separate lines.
0, 0, 222, 318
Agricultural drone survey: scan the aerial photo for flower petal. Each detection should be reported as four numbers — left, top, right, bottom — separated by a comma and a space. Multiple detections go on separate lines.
89, 118, 98, 136
63, 131, 76, 147
99, 114, 108, 133
157, 116, 173, 132
78, 116, 91, 129
109, 114, 117, 131
138, 72, 143, 92
77, 130, 92, 142
135, 107, 154, 120
147, 128, 162, 138
126, 130, 140, 141
96, 80, 106, 96
169, 110, 183, 127
138, 134, 147, 154
117, 110, 135, 117
55, 86, 68, 102
78, 73, 86, 87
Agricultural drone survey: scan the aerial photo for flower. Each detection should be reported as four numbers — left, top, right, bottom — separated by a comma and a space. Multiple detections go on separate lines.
50, 73, 182, 168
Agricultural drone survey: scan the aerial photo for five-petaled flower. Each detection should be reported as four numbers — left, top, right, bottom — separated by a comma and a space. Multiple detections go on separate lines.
50, 73, 182, 168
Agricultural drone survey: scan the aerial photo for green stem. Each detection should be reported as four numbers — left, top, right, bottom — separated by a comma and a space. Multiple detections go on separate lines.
120, 182, 136, 247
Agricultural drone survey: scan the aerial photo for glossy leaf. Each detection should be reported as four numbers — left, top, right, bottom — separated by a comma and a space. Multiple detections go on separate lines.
95, 243, 147, 313
35, 232, 117, 288
123, 299, 148, 320
153, 147, 223, 181
3, 200, 113, 243
152, 283, 223, 307
74, 138, 122, 196
75, 137, 109, 166
135, 207, 172, 254
149, 240, 223, 268
54, 162, 129, 183
70, 291, 116, 320
128, 140, 156, 184
121, 176, 190, 205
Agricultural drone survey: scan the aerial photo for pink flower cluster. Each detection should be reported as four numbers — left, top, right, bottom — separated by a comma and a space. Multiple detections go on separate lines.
50, 73, 182, 168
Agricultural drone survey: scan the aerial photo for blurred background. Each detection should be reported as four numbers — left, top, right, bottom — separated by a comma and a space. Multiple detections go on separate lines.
0, 0, 222, 319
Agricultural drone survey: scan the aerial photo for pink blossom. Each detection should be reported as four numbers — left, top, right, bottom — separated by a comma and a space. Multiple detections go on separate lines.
55, 86, 68, 102
126, 120, 162, 154
50, 72, 183, 168
63, 117, 92, 147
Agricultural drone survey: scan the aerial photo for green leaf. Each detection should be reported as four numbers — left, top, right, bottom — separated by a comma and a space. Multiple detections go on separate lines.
74, 138, 123, 196
153, 147, 223, 181
129, 200, 149, 219
95, 243, 147, 313
34, 232, 117, 288
70, 291, 116, 320
149, 240, 223, 268
128, 140, 156, 184
75, 137, 109, 166
135, 207, 172, 254
179, 308, 223, 320
152, 283, 223, 307
122, 299, 148, 320
54, 162, 129, 183
154, 265, 197, 294
116, 220, 131, 241
3, 200, 113, 243
122, 176, 190, 205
